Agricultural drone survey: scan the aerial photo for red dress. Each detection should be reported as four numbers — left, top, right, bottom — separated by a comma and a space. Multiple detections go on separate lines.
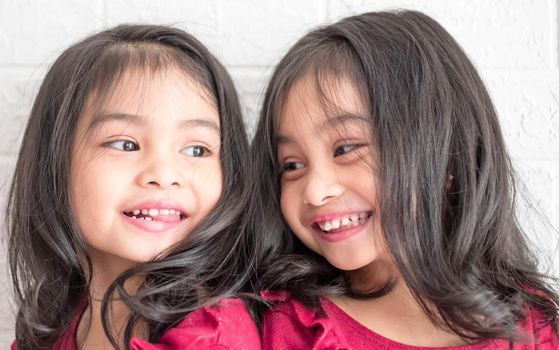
12, 298, 261, 350
262, 291, 558, 350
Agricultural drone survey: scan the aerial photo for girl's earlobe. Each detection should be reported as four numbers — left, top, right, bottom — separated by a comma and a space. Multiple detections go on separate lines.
446, 174, 454, 190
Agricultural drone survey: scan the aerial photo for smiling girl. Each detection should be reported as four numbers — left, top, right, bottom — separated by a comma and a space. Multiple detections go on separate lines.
252, 10, 559, 349
8, 25, 260, 349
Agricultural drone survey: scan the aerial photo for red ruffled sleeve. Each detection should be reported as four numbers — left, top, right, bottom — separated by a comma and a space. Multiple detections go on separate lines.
130, 298, 261, 350
261, 290, 349, 350
518, 307, 559, 349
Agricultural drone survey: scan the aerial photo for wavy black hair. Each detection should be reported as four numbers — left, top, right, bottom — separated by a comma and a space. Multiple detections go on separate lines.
252, 10, 559, 342
8, 24, 256, 349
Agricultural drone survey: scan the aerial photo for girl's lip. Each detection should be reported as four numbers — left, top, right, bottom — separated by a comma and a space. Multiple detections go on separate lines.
121, 212, 186, 234
312, 213, 372, 243
121, 200, 189, 233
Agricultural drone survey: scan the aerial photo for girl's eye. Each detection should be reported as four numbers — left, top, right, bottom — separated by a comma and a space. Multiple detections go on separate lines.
334, 144, 362, 157
105, 140, 139, 151
281, 161, 305, 173
181, 145, 210, 157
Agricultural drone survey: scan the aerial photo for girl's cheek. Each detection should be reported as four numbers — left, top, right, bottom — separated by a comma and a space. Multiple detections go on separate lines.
280, 186, 299, 224
190, 160, 223, 205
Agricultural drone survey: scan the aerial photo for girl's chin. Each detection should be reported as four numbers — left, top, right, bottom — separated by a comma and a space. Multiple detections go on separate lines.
326, 256, 377, 272
320, 243, 378, 271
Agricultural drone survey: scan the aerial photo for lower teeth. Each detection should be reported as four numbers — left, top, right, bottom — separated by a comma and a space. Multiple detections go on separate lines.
131, 216, 153, 221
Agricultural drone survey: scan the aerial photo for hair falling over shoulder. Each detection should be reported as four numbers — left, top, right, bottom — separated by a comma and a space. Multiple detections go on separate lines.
251, 10, 559, 341
7, 24, 258, 350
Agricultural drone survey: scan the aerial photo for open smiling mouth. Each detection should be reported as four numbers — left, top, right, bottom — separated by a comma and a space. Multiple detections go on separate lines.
313, 211, 373, 234
122, 208, 187, 222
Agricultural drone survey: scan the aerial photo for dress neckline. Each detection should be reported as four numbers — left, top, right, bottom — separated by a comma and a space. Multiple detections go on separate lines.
320, 297, 499, 350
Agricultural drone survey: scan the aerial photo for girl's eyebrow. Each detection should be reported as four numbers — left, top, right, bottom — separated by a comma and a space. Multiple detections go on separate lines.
320, 113, 370, 132
179, 118, 220, 135
88, 112, 145, 131
277, 134, 294, 145
88, 113, 220, 135
277, 113, 369, 145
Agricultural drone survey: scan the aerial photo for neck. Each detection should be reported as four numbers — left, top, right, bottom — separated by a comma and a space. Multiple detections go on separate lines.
332, 259, 469, 347
76, 296, 130, 349
76, 258, 146, 349
346, 255, 398, 292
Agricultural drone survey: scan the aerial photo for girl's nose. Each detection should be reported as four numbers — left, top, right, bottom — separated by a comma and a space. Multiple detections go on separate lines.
302, 163, 343, 206
137, 153, 185, 189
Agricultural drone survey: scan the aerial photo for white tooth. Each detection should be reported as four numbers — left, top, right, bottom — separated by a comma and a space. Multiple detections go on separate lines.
160, 209, 170, 215
352, 220, 359, 227
318, 223, 326, 231
350, 214, 358, 222
132, 209, 140, 215
132, 216, 137, 219
359, 212, 367, 219
145, 217, 153, 221
169, 209, 176, 215
139, 217, 145, 220
141, 209, 148, 215
341, 216, 350, 226
148, 209, 159, 217
176, 211, 181, 216
324, 222, 332, 231
331, 219, 340, 229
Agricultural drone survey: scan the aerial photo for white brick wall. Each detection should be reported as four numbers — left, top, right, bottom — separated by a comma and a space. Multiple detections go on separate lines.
0, 0, 557, 346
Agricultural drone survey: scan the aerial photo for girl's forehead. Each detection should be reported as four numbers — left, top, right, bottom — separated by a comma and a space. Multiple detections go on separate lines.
107, 67, 212, 104
75, 67, 220, 141
279, 74, 368, 130
84, 67, 216, 120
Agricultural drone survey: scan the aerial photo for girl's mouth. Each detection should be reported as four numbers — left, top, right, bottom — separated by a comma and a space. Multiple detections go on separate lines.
312, 211, 372, 234
121, 207, 188, 234
122, 208, 186, 223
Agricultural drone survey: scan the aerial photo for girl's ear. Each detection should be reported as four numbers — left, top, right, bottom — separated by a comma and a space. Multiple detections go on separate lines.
446, 174, 454, 190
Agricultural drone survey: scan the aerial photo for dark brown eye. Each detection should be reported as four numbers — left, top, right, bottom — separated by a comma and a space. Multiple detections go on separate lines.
281, 162, 304, 173
123, 141, 137, 151
334, 144, 361, 157
105, 140, 139, 151
182, 145, 210, 157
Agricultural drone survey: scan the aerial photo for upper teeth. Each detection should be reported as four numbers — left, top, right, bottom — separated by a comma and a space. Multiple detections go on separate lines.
318, 212, 369, 232
128, 208, 183, 220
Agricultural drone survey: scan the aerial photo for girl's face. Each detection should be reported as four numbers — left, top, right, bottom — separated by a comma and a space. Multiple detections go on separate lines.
277, 76, 384, 271
70, 68, 222, 272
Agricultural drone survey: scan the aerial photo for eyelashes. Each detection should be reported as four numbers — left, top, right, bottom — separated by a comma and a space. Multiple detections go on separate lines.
103, 139, 213, 158
180, 145, 212, 157
281, 161, 305, 173
333, 143, 365, 157
104, 139, 139, 151
279, 143, 367, 175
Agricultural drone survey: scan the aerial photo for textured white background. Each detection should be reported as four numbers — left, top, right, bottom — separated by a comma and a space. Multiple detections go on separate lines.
0, 0, 558, 346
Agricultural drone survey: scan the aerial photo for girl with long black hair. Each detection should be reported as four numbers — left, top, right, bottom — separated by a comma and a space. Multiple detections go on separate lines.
252, 10, 559, 349
8, 24, 260, 350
